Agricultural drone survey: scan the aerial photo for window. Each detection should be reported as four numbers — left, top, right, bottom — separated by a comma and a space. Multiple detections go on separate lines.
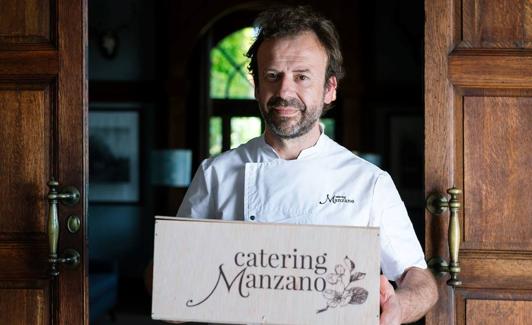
209, 27, 261, 155
210, 27, 255, 99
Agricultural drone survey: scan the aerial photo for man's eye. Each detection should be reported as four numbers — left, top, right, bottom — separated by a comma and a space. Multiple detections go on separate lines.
297, 75, 309, 81
266, 73, 277, 80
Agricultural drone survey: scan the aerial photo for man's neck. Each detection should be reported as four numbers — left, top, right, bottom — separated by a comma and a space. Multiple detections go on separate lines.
264, 124, 321, 160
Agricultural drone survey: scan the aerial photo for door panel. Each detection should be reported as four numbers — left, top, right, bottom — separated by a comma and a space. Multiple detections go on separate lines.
425, 0, 532, 324
0, 287, 48, 325
455, 290, 532, 325
461, 0, 532, 48
0, 0, 53, 47
0, 242, 48, 278
0, 85, 51, 234
465, 300, 532, 325
0, 0, 87, 324
463, 96, 531, 249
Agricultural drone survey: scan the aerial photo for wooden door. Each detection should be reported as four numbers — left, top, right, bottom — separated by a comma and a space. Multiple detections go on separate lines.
0, 0, 87, 324
425, 0, 532, 324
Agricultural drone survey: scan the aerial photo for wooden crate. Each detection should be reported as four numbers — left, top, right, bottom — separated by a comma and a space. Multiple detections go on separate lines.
152, 217, 380, 324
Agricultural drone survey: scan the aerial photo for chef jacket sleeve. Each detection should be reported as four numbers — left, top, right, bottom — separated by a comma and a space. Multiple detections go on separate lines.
372, 172, 427, 281
176, 160, 214, 219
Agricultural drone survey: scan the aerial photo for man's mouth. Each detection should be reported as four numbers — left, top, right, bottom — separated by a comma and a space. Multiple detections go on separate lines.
266, 96, 305, 114
272, 107, 300, 117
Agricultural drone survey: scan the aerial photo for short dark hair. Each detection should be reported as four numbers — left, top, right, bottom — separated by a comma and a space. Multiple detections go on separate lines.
246, 5, 344, 107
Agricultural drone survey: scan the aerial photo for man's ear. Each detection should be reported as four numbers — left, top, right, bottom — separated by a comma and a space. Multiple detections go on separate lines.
324, 76, 337, 104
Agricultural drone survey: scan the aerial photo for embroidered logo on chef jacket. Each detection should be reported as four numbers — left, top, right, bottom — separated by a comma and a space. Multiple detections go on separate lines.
244, 159, 368, 225
319, 194, 355, 205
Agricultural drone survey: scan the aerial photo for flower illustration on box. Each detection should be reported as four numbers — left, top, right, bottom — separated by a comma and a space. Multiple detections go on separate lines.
317, 256, 368, 313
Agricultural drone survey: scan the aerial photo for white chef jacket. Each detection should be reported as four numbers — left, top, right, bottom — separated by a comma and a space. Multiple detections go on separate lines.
177, 133, 427, 281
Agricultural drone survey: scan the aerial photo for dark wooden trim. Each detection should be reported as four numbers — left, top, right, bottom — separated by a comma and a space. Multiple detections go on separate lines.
424, 0, 456, 324
57, 0, 87, 323
449, 51, 532, 89
0, 241, 49, 278
0, 51, 58, 76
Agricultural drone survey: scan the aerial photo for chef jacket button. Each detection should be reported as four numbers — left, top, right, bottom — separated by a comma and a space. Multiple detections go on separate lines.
250, 215, 255, 221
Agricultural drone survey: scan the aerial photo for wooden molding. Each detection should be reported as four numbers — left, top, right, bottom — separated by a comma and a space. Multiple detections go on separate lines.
449, 50, 532, 89
0, 51, 58, 76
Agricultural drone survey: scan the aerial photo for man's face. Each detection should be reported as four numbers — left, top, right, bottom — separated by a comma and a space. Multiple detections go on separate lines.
255, 31, 337, 139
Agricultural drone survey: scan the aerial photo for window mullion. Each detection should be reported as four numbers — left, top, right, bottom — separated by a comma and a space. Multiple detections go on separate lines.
222, 116, 231, 152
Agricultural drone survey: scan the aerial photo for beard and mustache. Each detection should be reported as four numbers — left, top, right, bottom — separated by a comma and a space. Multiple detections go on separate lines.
260, 96, 323, 139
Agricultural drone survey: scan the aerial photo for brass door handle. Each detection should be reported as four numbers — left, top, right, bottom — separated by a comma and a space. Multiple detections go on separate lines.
426, 187, 462, 287
47, 179, 81, 276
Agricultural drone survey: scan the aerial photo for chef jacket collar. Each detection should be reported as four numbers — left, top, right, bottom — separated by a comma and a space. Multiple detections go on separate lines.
259, 127, 328, 160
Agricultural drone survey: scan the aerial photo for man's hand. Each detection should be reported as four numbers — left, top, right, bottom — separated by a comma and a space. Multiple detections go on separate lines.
380, 275, 401, 325
379, 268, 438, 324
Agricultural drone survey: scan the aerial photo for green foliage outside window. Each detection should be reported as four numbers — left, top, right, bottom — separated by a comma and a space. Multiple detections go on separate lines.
210, 27, 255, 99
231, 117, 262, 149
321, 118, 336, 139
209, 117, 222, 156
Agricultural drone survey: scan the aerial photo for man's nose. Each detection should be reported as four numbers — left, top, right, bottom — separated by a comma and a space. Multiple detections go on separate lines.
276, 75, 295, 98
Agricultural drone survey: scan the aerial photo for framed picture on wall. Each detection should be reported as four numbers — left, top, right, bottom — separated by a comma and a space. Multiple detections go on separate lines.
89, 103, 140, 203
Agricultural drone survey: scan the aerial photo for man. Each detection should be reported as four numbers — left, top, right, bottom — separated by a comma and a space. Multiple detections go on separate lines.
176, 6, 437, 324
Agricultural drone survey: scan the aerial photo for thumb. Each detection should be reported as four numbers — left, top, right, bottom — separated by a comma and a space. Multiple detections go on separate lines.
380, 274, 394, 307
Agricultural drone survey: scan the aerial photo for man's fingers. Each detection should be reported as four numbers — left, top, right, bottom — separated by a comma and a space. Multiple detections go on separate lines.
380, 275, 394, 305
379, 276, 402, 325
380, 305, 390, 325
380, 294, 402, 325
380, 275, 388, 307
